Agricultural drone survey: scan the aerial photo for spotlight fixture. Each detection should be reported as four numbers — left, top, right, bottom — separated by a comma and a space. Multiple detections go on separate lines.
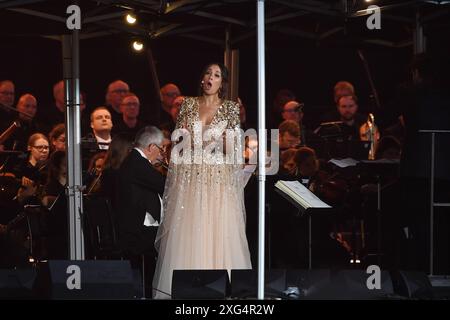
126, 12, 137, 24
132, 40, 144, 52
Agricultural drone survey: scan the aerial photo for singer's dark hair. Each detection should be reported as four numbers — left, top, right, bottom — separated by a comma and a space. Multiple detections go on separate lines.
198, 63, 229, 99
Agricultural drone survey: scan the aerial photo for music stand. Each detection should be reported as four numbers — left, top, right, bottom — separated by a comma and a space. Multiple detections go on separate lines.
358, 159, 400, 266
347, 141, 371, 160
314, 122, 371, 160
314, 121, 345, 140
7, 204, 48, 263
274, 181, 333, 269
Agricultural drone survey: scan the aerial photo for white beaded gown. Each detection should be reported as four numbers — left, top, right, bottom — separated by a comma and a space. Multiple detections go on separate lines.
152, 97, 252, 299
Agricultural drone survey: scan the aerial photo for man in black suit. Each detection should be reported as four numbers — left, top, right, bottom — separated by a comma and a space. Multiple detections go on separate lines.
115, 125, 166, 297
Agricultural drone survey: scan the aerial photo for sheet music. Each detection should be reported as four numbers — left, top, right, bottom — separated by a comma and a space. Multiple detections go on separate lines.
275, 180, 331, 209
329, 158, 359, 168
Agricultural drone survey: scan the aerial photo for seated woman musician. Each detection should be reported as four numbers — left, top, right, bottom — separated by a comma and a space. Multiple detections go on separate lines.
12, 133, 50, 205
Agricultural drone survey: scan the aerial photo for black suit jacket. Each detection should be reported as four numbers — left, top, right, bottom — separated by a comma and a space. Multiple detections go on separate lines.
115, 149, 165, 253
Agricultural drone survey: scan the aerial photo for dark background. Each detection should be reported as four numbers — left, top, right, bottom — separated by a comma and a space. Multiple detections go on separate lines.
1, 2, 449, 130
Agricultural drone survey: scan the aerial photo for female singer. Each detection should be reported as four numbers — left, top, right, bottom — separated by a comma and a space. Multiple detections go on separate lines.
153, 63, 252, 298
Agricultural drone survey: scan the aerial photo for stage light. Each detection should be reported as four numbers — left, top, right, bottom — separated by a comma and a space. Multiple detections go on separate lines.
132, 40, 144, 52
126, 12, 137, 24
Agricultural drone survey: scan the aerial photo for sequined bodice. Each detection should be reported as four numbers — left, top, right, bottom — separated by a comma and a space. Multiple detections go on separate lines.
171, 96, 242, 166
176, 96, 240, 132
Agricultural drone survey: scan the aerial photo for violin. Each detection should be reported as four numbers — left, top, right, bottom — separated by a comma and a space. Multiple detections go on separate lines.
153, 144, 170, 176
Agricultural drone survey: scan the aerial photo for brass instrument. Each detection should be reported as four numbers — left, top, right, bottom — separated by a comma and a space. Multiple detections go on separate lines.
359, 113, 379, 160
368, 113, 376, 160
0, 120, 21, 146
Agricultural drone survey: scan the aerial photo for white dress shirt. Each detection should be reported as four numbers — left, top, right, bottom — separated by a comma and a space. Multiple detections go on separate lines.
134, 147, 163, 227
95, 134, 112, 150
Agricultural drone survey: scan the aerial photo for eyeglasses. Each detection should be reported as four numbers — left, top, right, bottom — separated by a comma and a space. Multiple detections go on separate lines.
150, 144, 165, 153
32, 145, 49, 151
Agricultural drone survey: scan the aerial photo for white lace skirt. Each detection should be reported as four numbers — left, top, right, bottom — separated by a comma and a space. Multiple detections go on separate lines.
152, 163, 252, 299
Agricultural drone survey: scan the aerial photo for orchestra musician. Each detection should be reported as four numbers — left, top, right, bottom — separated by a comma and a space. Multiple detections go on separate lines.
11, 133, 49, 188
41, 150, 68, 259
93, 133, 133, 203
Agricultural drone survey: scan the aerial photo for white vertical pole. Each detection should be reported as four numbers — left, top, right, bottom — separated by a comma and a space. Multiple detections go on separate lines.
257, 0, 266, 300
63, 28, 84, 261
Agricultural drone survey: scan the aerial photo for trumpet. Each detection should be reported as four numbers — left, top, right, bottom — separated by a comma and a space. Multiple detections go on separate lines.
359, 113, 379, 160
